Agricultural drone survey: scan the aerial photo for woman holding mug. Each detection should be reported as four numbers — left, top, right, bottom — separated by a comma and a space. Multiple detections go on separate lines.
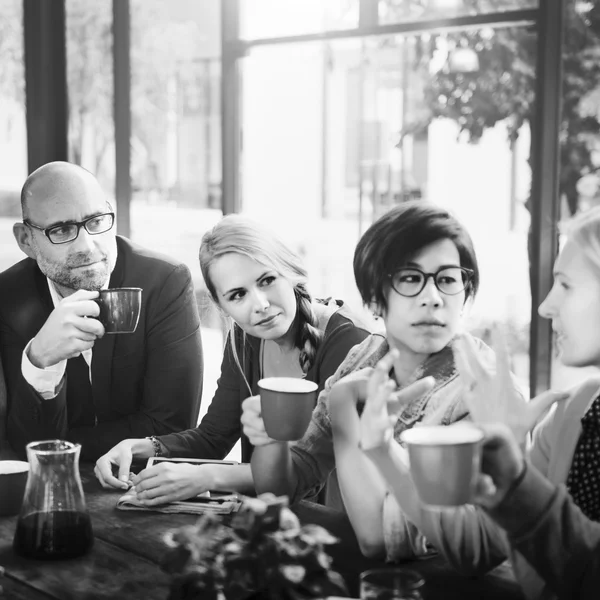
243, 200, 510, 558
94, 215, 371, 503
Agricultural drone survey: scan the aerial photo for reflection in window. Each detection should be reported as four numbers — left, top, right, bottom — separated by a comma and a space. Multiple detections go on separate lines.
0, 0, 27, 273
241, 0, 359, 40
379, 0, 538, 25
66, 0, 115, 196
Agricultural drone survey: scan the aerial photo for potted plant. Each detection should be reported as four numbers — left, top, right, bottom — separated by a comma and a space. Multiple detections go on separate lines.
161, 493, 349, 600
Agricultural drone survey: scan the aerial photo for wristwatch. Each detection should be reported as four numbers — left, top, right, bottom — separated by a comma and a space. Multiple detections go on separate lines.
146, 435, 164, 458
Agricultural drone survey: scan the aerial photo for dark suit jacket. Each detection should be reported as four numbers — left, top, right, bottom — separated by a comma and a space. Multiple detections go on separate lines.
0, 236, 203, 461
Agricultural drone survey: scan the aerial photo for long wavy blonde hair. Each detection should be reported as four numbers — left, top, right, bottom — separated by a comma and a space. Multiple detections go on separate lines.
200, 215, 323, 393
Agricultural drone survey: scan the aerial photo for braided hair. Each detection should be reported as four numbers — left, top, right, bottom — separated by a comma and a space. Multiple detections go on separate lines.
199, 215, 324, 392
293, 283, 324, 373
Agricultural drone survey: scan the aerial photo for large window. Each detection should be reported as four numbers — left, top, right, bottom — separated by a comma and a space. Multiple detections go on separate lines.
129, 0, 222, 300
0, 0, 27, 273
129, 0, 225, 436
239, 23, 536, 393
66, 0, 115, 198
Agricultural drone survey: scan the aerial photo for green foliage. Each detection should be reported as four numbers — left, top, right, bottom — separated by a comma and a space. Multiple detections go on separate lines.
161, 494, 349, 600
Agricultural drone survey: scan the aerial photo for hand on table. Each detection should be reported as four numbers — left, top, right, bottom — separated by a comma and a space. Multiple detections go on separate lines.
28, 289, 104, 368
131, 462, 213, 505
95, 438, 153, 490
241, 395, 280, 447
454, 328, 569, 445
473, 423, 527, 510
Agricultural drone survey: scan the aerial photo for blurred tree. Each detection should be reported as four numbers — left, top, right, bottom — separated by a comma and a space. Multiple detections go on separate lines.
388, 0, 600, 217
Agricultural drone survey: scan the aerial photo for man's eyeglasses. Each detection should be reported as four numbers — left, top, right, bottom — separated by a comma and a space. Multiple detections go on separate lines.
388, 266, 474, 298
24, 212, 115, 245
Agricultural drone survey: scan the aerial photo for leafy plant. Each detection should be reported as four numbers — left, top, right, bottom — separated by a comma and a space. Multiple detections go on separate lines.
161, 494, 349, 600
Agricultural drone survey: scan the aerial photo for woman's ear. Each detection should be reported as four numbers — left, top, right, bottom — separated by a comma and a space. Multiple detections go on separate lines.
368, 301, 382, 319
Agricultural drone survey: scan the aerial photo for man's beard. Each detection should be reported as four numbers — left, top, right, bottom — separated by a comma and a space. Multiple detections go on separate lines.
43, 260, 111, 291
34, 241, 117, 292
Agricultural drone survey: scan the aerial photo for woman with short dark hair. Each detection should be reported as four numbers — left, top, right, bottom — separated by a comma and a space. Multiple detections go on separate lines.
243, 200, 503, 561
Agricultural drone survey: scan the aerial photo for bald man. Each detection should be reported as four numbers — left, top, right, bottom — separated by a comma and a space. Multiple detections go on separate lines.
0, 162, 203, 460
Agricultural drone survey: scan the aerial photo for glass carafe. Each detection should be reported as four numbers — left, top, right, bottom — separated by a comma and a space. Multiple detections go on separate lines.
13, 440, 93, 559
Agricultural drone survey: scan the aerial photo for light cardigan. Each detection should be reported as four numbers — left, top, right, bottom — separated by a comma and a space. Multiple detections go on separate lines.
513, 375, 600, 600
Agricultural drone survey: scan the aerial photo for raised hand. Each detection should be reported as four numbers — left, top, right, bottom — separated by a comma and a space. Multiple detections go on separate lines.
28, 289, 104, 368
359, 349, 435, 451
453, 328, 569, 445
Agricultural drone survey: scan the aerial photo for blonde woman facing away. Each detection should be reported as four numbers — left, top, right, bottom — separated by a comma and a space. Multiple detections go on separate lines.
94, 215, 371, 503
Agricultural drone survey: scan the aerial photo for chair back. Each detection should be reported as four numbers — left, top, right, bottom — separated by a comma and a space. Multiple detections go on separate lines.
0, 358, 15, 459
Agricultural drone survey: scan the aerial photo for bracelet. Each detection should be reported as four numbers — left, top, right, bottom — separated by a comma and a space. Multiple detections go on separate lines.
146, 436, 164, 458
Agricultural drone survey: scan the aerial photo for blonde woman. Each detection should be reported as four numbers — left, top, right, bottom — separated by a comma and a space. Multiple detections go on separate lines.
95, 215, 370, 503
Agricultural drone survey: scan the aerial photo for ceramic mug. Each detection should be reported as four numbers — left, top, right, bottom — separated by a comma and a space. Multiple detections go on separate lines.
95, 287, 142, 334
258, 377, 318, 442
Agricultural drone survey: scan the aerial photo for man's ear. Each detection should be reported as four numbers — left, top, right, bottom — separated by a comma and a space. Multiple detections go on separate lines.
13, 222, 37, 260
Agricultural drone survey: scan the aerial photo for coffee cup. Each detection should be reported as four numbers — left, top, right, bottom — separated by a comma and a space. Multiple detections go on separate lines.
400, 423, 483, 507
258, 377, 318, 441
95, 287, 142, 334
0, 460, 29, 517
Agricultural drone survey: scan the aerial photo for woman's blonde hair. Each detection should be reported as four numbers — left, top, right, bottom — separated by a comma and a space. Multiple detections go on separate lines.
564, 206, 600, 275
199, 214, 323, 393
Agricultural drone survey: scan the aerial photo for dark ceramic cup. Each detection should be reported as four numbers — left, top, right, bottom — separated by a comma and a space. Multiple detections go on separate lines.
0, 461, 29, 516
258, 377, 318, 442
95, 287, 142, 334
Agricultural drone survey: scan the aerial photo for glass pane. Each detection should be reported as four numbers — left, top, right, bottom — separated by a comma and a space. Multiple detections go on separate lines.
551, 0, 600, 389
241, 0, 359, 40
380, 0, 538, 25
0, 0, 27, 273
130, 0, 222, 290
66, 0, 115, 197
241, 25, 536, 395
130, 0, 226, 446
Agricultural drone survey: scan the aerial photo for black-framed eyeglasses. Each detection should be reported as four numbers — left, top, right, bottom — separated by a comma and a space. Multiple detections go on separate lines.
24, 212, 115, 245
388, 266, 474, 298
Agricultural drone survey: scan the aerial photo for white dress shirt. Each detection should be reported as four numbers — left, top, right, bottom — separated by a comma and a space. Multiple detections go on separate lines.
21, 279, 106, 400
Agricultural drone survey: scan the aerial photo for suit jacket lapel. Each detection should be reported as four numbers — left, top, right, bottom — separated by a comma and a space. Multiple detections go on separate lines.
90, 241, 124, 421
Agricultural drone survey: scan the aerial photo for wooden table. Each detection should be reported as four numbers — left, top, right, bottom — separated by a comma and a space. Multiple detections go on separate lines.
0, 464, 524, 600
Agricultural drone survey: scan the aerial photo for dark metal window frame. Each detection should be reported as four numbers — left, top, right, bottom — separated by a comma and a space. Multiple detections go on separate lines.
220, 0, 564, 395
